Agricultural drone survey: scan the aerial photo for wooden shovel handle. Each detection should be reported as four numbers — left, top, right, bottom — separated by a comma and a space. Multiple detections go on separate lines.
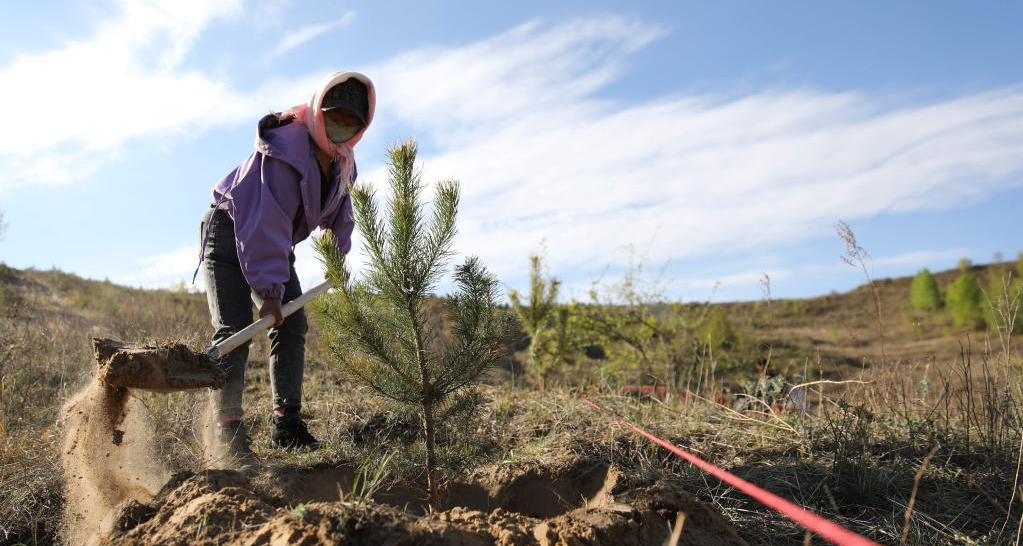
205, 280, 331, 360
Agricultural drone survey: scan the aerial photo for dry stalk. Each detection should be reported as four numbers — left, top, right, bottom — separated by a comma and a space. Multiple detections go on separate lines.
901, 445, 938, 545
835, 220, 887, 366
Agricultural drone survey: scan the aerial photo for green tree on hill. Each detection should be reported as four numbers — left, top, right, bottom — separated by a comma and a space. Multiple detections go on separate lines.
1017, 252, 1023, 277
946, 273, 984, 329
313, 140, 514, 510
910, 269, 942, 311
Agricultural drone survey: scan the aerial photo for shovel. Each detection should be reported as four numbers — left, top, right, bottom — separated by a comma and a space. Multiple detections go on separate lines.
93, 281, 332, 392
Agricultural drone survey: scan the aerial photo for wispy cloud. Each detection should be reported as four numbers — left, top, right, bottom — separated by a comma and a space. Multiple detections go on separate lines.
354, 19, 1023, 297
265, 11, 356, 61
0, 0, 251, 190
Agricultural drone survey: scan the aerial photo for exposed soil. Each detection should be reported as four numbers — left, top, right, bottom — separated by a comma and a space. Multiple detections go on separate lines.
99, 458, 747, 546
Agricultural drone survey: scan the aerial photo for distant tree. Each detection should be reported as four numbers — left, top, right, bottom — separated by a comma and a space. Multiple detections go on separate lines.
946, 273, 984, 329
1017, 252, 1023, 277
312, 140, 514, 510
909, 269, 942, 311
508, 255, 560, 389
957, 257, 973, 271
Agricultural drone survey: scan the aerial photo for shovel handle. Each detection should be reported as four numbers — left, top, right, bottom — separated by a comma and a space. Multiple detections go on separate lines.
205, 280, 331, 360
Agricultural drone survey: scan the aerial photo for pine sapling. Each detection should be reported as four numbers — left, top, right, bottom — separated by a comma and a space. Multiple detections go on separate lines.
313, 139, 513, 510
508, 254, 561, 389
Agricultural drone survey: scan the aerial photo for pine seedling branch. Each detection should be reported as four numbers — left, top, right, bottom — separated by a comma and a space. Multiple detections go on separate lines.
313, 139, 514, 510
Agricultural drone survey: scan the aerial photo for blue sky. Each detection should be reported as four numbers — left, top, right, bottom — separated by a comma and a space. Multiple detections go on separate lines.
1, 0, 1021, 302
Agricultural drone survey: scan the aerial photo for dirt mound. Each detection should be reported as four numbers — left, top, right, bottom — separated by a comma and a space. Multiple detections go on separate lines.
103, 459, 748, 546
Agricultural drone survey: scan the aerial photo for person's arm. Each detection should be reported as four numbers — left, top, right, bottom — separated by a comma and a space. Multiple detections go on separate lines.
324, 162, 356, 255
326, 191, 355, 255
229, 153, 302, 307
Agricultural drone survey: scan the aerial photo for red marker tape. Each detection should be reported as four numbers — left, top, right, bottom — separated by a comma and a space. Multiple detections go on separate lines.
581, 397, 885, 546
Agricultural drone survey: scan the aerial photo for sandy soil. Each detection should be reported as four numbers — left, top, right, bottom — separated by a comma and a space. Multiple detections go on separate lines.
99, 458, 748, 546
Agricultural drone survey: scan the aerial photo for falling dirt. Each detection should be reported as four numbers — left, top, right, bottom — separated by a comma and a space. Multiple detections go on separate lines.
60, 338, 227, 544
99, 458, 748, 546
61, 380, 171, 545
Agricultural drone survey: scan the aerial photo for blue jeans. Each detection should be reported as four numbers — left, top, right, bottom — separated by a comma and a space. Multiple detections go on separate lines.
200, 206, 307, 419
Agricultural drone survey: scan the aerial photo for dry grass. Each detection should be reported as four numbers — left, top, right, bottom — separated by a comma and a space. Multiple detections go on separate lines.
1, 262, 1022, 545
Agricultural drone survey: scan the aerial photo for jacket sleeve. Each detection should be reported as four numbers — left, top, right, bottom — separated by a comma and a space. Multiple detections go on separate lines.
327, 192, 355, 255
324, 163, 356, 255
229, 153, 302, 300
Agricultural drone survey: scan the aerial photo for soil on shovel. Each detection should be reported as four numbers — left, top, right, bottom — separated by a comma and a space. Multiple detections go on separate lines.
93, 338, 225, 392
101, 457, 748, 546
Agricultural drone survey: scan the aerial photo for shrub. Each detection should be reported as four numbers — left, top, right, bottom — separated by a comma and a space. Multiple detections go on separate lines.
909, 269, 942, 311
946, 273, 984, 329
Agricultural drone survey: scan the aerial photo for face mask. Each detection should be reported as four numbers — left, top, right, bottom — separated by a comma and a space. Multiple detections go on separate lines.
325, 117, 361, 144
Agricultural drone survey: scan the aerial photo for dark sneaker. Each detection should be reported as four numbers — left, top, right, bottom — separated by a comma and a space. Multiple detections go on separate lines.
272, 415, 321, 451
213, 420, 259, 469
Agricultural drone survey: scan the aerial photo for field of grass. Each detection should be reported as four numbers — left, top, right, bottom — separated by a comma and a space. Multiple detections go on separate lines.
1, 261, 1021, 545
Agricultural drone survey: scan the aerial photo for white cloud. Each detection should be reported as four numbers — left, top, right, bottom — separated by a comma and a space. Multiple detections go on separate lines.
351, 19, 1023, 297
110, 244, 198, 289
0, 0, 250, 189
265, 11, 356, 61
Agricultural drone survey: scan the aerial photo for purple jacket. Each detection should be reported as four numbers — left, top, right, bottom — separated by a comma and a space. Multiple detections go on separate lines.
203, 114, 355, 300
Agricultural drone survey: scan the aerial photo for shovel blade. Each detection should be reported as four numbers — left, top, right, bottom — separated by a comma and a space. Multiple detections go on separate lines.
93, 338, 225, 392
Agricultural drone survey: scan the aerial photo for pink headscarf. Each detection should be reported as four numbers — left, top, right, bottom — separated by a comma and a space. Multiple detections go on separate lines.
284, 71, 376, 185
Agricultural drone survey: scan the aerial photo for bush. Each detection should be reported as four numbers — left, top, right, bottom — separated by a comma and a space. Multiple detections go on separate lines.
909, 269, 942, 311
946, 273, 984, 329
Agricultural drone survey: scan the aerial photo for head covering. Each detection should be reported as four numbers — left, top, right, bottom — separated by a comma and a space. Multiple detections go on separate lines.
322, 78, 369, 126
284, 71, 376, 185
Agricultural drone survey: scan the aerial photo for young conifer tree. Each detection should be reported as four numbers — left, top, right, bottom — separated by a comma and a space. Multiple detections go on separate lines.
508, 255, 561, 389
313, 139, 513, 509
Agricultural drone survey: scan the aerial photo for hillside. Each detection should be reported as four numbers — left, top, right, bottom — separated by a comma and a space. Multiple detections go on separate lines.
1, 261, 1021, 546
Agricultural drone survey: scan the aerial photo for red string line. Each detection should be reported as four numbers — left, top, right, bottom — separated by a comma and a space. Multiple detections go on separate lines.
580, 396, 885, 546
